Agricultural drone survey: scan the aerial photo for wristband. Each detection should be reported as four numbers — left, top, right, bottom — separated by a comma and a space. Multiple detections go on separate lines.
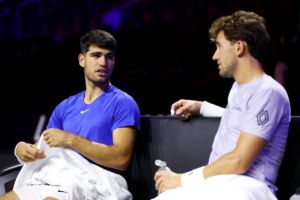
200, 101, 225, 117
181, 166, 205, 188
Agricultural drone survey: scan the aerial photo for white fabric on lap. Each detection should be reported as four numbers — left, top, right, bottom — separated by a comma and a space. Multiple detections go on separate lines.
13, 135, 132, 200
14, 184, 68, 200
153, 174, 277, 200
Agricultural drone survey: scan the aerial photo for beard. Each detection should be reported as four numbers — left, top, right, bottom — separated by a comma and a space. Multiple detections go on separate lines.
219, 69, 233, 78
219, 62, 236, 78
85, 73, 111, 87
92, 77, 110, 86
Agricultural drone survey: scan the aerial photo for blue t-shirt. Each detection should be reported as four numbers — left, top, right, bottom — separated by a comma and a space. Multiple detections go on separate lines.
47, 84, 140, 145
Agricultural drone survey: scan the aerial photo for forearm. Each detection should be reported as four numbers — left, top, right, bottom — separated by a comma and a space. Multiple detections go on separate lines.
69, 134, 132, 171
203, 132, 267, 178
43, 127, 135, 171
203, 151, 248, 179
179, 152, 245, 190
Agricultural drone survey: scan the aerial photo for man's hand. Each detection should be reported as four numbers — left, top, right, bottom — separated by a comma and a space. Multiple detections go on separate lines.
154, 170, 181, 194
16, 142, 45, 162
171, 99, 202, 120
43, 128, 74, 147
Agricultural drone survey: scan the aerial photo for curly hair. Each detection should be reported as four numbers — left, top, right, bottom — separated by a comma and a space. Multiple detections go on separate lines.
209, 10, 270, 64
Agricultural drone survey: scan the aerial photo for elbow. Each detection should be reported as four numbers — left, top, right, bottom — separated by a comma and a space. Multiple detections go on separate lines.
235, 164, 248, 174
233, 158, 250, 174
114, 155, 132, 171
226, 153, 250, 174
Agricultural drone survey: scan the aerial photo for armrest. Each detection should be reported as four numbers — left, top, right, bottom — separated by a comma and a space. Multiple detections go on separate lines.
0, 164, 23, 176
0, 163, 22, 195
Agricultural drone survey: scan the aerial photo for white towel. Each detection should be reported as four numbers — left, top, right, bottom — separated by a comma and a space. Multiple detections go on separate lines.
14, 135, 132, 200
152, 174, 277, 200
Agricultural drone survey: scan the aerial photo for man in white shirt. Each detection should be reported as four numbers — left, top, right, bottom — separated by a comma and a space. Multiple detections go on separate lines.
153, 10, 290, 200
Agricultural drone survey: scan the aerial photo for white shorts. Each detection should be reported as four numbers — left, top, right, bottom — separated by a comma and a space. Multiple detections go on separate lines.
14, 184, 69, 200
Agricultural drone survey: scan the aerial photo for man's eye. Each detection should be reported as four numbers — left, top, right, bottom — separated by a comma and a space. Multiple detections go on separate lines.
106, 55, 115, 60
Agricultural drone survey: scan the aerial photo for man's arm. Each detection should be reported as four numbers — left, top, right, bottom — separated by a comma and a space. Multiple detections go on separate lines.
203, 131, 266, 177
43, 127, 136, 171
171, 99, 225, 120
70, 127, 136, 171
154, 131, 266, 193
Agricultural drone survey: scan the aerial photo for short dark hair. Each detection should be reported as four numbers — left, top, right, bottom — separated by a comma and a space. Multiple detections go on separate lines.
80, 30, 117, 54
209, 10, 270, 64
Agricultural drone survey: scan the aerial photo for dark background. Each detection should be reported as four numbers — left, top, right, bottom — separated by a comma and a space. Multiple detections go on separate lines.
0, 0, 300, 147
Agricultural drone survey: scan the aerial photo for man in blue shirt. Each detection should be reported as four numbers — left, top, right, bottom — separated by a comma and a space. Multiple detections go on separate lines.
1, 30, 140, 200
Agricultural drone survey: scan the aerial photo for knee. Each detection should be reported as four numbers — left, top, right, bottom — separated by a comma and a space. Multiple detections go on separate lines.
0, 191, 20, 200
44, 197, 58, 200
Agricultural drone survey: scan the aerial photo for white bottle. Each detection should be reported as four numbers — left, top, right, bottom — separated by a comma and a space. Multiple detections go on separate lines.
155, 159, 169, 171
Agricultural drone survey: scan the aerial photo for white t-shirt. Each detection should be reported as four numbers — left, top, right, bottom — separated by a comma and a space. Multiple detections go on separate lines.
207, 74, 291, 193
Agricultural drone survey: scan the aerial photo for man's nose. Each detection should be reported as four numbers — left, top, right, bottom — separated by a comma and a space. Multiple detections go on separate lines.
212, 50, 218, 61
98, 55, 106, 66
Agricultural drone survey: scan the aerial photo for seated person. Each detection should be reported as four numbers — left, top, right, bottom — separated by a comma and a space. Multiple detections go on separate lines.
0, 29, 140, 200
153, 10, 290, 200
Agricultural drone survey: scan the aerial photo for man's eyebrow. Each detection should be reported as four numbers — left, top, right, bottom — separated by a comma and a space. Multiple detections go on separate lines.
90, 51, 102, 55
90, 51, 114, 55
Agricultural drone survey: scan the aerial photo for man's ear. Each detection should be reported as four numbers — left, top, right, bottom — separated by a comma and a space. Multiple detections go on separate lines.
236, 41, 247, 57
78, 54, 85, 68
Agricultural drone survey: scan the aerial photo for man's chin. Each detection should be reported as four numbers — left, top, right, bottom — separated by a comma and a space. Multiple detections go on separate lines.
219, 71, 231, 78
93, 78, 109, 86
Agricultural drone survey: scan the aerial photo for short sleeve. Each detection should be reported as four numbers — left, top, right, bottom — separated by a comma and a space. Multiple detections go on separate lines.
47, 102, 64, 129
240, 89, 286, 140
112, 96, 140, 131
